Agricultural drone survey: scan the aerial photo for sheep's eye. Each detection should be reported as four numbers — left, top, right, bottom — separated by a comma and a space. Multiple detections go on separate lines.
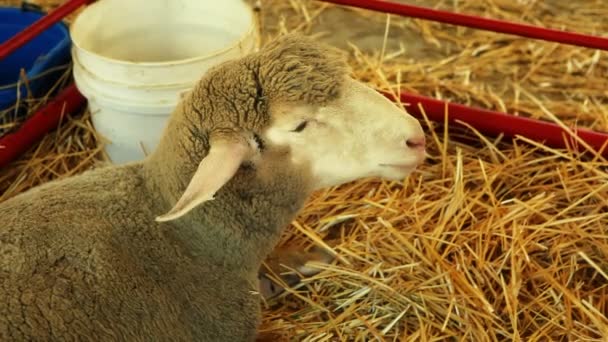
292, 121, 308, 133
252, 133, 265, 150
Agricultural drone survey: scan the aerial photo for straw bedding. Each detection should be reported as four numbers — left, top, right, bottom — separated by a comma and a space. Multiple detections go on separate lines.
1, 0, 607, 340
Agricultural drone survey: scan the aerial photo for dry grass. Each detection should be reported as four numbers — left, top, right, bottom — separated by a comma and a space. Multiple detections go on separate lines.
2, 0, 608, 340
0, 105, 107, 201
260, 124, 608, 341
256, 1, 608, 340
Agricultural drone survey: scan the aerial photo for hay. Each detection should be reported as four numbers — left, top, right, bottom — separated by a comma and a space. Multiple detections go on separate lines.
255, 1, 608, 340
0, 63, 72, 134
259, 124, 608, 341
0, 102, 107, 201
2, 0, 608, 340
0, 64, 107, 200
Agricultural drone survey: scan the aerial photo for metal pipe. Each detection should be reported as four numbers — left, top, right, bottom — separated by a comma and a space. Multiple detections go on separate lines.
387, 91, 608, 156
0, 83, 87, 169
318, 0, 608, 51
0, 0, 95, 61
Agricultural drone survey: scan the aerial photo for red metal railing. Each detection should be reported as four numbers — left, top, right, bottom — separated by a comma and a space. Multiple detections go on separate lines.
0, 0, 95, 60
387, 92, 608, 155
318, 0, 608, 51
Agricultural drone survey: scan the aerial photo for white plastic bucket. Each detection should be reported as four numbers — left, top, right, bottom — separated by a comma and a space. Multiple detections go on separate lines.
70, 0, 258, 164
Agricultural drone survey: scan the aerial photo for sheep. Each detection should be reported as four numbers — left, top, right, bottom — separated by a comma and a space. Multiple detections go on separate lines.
0, 34, 426, 341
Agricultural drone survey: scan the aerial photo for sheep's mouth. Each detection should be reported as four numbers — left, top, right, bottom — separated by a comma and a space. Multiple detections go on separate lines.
379, 163, 418, 171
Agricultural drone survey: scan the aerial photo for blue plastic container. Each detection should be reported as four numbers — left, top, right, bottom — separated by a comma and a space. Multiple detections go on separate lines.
0, 6, 72, 115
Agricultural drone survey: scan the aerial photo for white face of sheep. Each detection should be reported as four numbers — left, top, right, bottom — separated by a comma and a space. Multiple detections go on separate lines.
155, 77, 426, 222
264, 77, 426, 190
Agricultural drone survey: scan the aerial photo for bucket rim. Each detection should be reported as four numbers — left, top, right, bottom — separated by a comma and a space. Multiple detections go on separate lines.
69, 1, 259, 68
72, 52, 197, 90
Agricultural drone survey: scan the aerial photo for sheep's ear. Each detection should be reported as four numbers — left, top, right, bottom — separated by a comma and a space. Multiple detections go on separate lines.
155, 137, 251, 222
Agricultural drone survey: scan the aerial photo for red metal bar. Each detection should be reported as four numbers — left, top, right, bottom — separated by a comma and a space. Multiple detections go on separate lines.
0, 83, 86, 169
385, 91, 608, 156
0, 0, 95, 61
319, 0, 608, 51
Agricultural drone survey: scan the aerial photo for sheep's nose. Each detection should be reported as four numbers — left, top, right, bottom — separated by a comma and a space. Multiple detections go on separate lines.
406, 136, 426, 150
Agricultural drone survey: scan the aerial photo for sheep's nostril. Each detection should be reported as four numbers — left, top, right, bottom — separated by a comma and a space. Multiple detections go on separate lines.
406, 136, 426, 150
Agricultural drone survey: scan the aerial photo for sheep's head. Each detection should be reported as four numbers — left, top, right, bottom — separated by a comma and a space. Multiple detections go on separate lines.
156, 34, 425, 222
264, 77, 425, 190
